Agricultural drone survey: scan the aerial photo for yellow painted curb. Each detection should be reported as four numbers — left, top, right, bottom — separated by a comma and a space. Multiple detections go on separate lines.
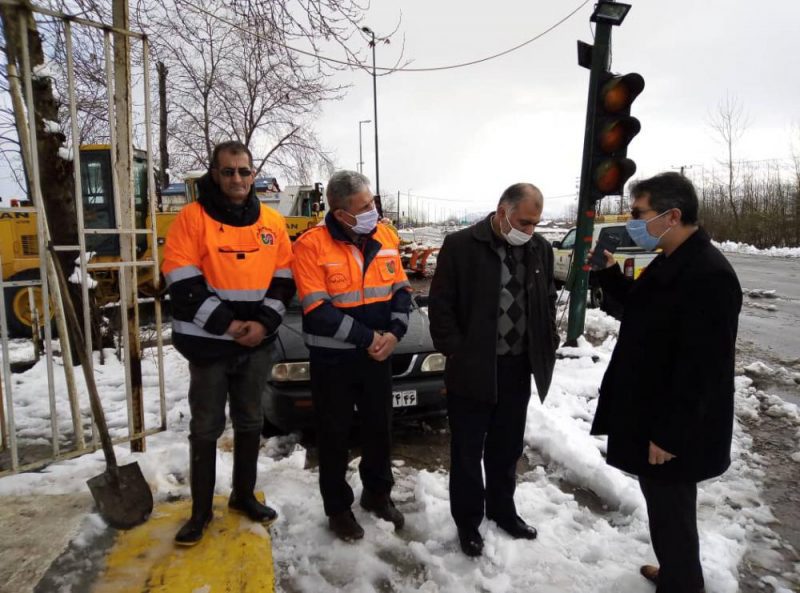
93, 495, 274, 593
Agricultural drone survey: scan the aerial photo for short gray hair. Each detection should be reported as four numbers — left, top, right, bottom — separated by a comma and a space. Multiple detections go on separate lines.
326, 170, 371, 210
497, 183, 542, 211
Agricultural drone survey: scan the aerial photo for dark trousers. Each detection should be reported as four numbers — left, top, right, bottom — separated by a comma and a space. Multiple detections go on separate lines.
310, 353, 394, 516
187, 344, 275, 442
639, 476, 705, 593
447, 353, 531, 530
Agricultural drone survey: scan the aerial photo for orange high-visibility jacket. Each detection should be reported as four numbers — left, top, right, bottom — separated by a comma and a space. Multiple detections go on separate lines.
292, 213, 412, 362
163, 186, 293, 363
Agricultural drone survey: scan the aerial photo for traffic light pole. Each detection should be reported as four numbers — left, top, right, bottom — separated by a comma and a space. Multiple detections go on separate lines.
564, 21, 613, 346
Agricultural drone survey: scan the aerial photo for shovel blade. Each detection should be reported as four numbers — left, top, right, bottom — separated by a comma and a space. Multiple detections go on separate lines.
88, 462, 153, 529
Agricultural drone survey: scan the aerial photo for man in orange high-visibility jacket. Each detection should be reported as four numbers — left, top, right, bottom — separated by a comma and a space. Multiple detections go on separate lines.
292, 170, 412, 542
162, 141, 295, 546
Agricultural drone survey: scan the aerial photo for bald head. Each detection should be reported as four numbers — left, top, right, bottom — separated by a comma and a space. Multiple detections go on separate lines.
497, 183, 543, 211
494, 182, 543, 238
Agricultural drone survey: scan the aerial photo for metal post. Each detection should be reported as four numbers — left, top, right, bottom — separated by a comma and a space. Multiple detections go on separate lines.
0, 253, 15, 461
142, 38, 167, 431
64, 20, 90, 449
112, 0, 145, 452
565, 20, 613, 345
19, 10, 59, 459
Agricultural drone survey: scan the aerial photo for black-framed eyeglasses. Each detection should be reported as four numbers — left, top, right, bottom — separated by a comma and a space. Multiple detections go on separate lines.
218, 167, 253, 178
630, 207, 659, 220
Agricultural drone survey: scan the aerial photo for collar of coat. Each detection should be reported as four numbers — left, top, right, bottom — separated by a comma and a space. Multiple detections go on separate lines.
471, 212, 544, 254
645, 226, 710, 286
197, 171, 261, 227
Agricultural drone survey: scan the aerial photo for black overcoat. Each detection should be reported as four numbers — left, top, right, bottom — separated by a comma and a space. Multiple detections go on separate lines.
428, 215, 559, 404
590, 228, 742, 482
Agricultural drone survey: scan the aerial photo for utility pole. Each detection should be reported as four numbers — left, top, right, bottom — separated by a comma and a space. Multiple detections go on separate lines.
362, 27, 381, 199
157, 62, 169, 190
358, 119, 371, 174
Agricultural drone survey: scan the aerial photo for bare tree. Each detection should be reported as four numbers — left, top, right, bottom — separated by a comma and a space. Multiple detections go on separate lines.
135, 0, 399, 181
708, 93, 750, 230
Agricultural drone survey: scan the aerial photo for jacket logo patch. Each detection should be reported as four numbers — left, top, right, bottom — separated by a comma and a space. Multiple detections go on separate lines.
328, 272, 348, 288
259, 227, 275, 245
386, 260, 395, 274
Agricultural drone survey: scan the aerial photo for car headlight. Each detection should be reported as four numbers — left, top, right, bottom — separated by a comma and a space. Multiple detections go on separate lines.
420, 353, 445, 373
271, 362, 310, 382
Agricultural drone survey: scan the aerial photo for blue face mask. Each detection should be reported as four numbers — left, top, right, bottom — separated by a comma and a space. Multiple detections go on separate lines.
625, 209, 672, 251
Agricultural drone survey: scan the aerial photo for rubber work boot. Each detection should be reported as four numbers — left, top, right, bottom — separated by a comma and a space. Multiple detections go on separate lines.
329, 509, 365, 542
175, 439, 217, 546
228, 430, 278, 525
359, 489, 405, 530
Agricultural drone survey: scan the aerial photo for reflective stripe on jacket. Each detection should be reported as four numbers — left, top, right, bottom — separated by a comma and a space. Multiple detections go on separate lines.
292, 212, 412, 362
163, 197, 294, 363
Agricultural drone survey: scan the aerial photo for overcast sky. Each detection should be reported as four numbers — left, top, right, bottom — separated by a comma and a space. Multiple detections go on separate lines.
2, 1, 798, 221
313, 0, 800, 220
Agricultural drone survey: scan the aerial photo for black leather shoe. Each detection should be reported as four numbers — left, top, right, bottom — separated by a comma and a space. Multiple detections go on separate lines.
175, 514, 212, 546
457, 527, 483, 557
329, 510, 365, 542
640, 565, 659, 585
360, 490, 405, 530
492, 515, 537, 540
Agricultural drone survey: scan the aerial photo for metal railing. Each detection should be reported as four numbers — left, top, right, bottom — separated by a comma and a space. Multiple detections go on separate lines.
0, 2, 167, 476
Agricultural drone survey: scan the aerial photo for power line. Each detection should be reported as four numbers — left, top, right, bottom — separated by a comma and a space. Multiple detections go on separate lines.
175, 0, 591, 74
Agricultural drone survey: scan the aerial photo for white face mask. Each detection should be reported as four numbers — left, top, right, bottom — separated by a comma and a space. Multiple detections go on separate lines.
501, 212, 533, 246
343, 206, 379, 235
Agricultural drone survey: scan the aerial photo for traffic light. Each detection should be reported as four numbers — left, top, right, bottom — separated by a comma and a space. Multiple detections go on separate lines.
589, 72, 644, 201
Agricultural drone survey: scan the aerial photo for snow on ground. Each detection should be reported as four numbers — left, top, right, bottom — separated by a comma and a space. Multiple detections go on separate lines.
0, 312, 796, 592
714, 240, 800, 258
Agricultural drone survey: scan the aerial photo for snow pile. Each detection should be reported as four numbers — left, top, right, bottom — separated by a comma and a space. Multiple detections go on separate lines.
0, 311, 795, 591
714, 241, 800, 258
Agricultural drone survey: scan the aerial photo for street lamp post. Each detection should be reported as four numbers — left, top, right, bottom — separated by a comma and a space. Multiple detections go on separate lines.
358, 119, 371, 174
362, 26, 380, 198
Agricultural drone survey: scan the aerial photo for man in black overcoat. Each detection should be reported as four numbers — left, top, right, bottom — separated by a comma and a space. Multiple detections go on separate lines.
429, 183, 559, 557
591, 172, 742, 592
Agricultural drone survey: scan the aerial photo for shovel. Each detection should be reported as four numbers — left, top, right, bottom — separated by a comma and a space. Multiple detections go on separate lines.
49, 244, 153, 529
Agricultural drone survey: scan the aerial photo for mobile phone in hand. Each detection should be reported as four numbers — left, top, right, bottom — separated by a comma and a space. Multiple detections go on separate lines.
589, 233, 622, 270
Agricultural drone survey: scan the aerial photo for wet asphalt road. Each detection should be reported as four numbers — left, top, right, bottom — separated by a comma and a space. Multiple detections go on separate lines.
728, 253, 800, 364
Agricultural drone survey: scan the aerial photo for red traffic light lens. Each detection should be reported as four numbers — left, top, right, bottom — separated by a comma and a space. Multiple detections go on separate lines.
594, 159, 637, 194
595, 161, 622, 192
600, 73, 645, 113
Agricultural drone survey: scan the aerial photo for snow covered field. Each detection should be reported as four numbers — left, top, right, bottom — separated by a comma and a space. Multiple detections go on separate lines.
0, 309, 798, 592
713, 241, 800, 258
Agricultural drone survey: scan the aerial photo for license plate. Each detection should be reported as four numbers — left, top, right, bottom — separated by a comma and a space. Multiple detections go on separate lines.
392, 390, 417, 408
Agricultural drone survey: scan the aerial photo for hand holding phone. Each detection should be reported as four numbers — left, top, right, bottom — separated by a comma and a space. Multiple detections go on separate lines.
589, 233, 622, 270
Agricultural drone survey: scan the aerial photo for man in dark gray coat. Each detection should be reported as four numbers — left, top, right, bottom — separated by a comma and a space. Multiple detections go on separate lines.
429, 183, 559, 557
591, 172, 742, 592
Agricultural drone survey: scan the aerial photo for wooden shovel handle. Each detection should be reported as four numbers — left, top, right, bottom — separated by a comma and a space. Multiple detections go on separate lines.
48, 245, 117, 470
